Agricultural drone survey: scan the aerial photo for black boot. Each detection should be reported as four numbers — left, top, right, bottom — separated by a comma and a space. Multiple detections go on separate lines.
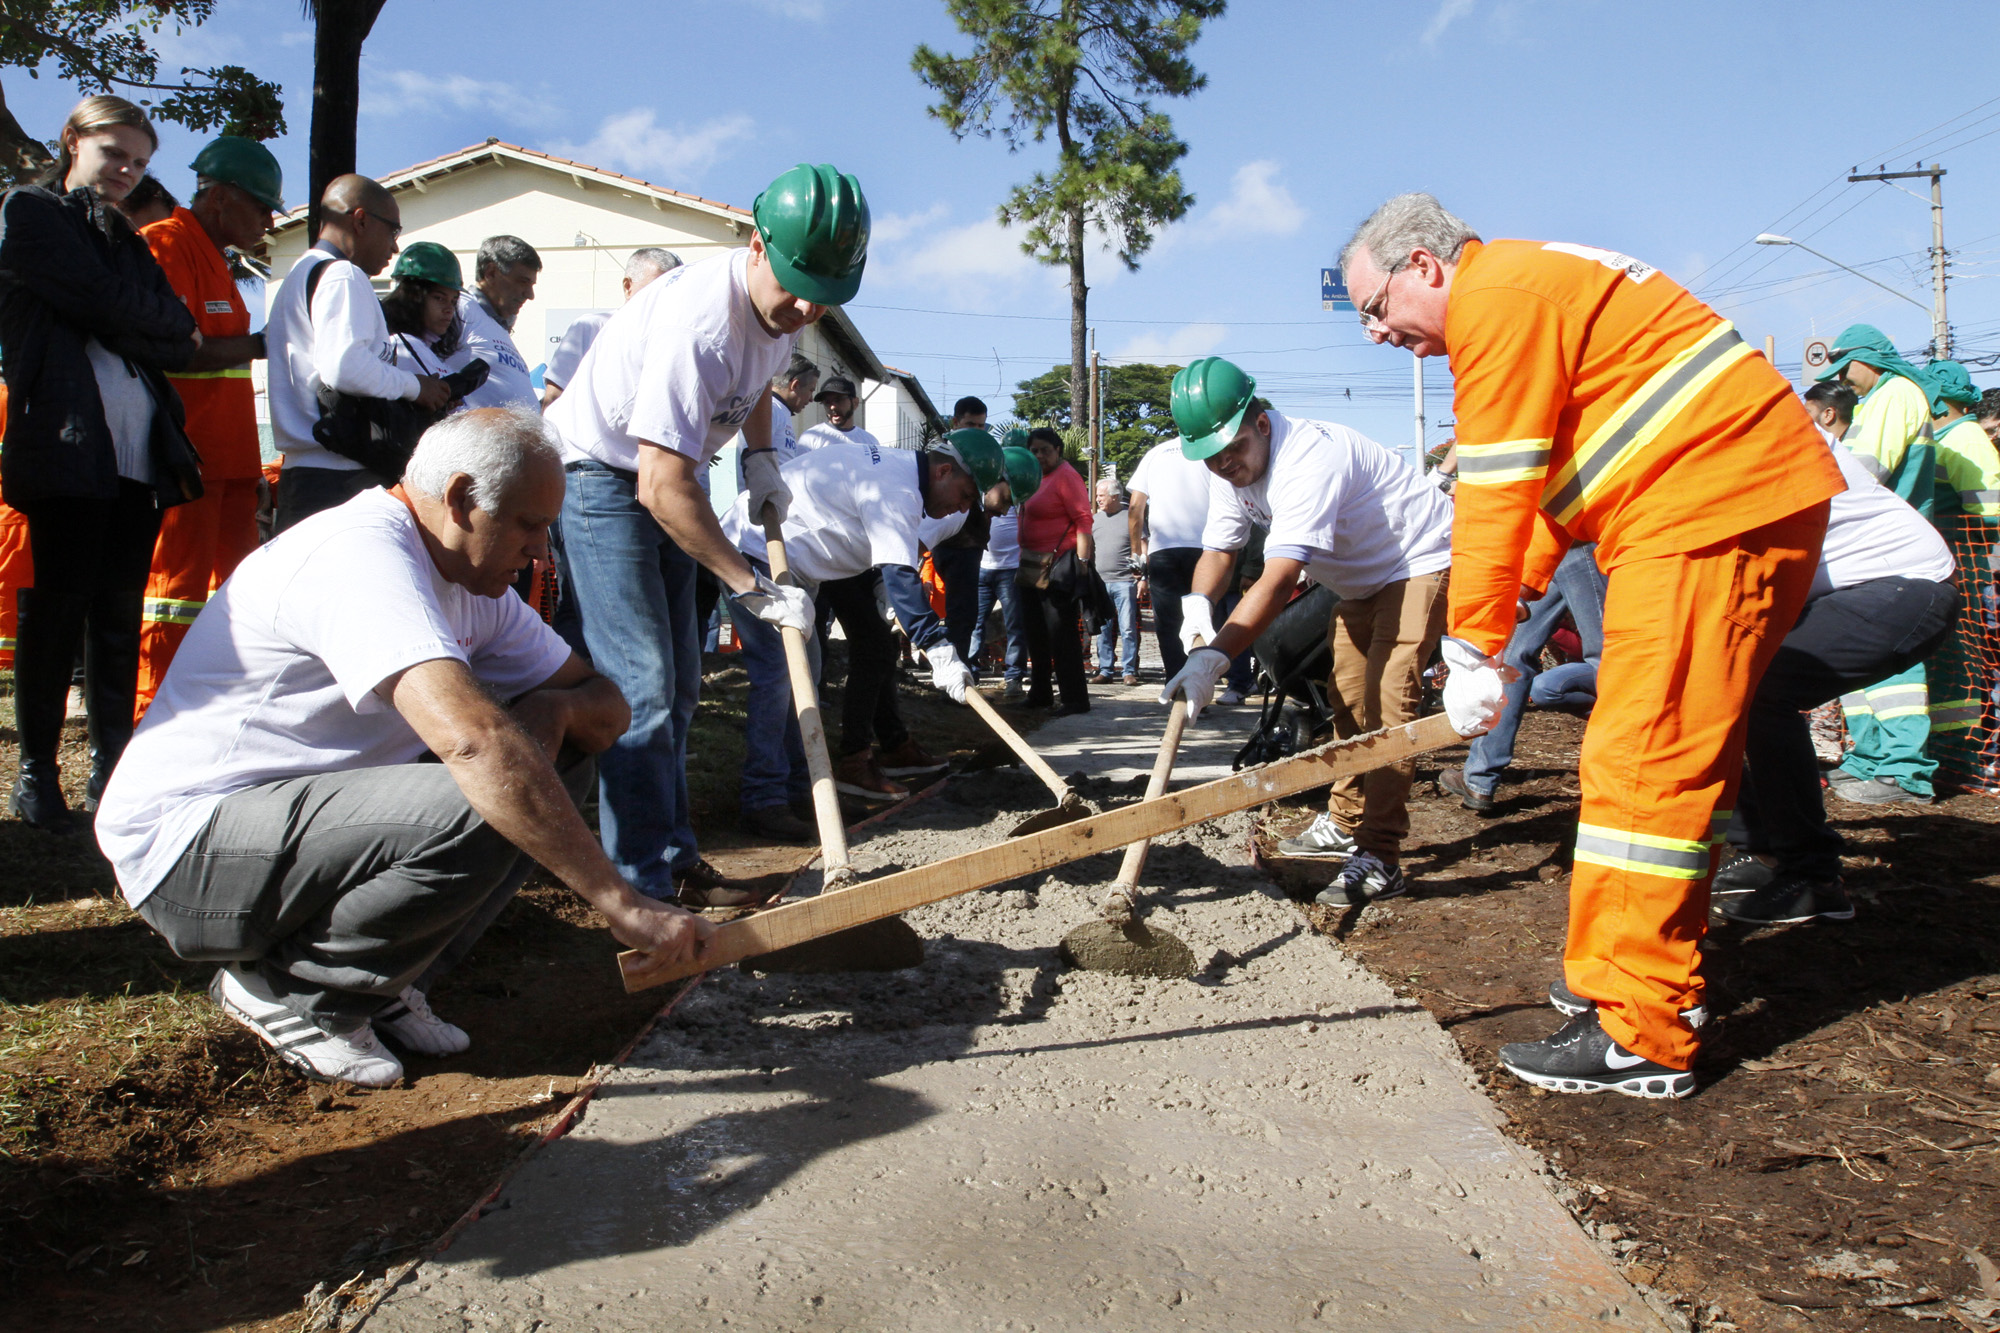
10, 587, 81, 833
81, 590, 143, 814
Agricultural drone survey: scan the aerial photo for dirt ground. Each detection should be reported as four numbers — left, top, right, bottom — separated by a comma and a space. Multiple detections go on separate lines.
1258, 710, 2000, 1333
0, 647, 1000, 1332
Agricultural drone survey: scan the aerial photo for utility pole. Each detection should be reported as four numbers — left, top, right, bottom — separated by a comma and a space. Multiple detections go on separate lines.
1847, 163, 1949, 357
1088, 333, 1101, 494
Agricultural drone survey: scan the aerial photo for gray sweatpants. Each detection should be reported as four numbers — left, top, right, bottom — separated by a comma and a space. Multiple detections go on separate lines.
138, 754, 594, 1032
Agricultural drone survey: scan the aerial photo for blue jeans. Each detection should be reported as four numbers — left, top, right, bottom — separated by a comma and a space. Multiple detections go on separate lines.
1465, 544, 1609, 797
1530, 661, 1598, 710
975, 565, 1026, 684
1095, 578, 1140, 676
728, 565, 815, 813
554, 463, 702, 898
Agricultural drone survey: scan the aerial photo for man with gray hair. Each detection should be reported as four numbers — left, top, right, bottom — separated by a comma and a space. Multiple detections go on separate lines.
540, 247, 682, 408
1339, 192, 1844, 1100
461, 234, 543, 410
95, 408, 712, 1088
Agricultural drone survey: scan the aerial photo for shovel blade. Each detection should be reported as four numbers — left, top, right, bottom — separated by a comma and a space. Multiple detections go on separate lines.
1008, 794, 1096, 837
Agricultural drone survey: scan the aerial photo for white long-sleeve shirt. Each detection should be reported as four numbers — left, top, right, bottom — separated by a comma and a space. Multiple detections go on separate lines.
266, 243, 421, 471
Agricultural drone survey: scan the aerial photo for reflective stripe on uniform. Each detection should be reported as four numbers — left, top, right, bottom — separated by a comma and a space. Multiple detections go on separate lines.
1850, 450, 1889, 481
1862, 682, 1928, 721
1840, 690, 1872, 717
1963, 489, 2000, 514
1542, 322, 1754, 526
167, 367, 253, 381
142, 596, 205, 626
1708, 810, 1733, 847
1455, 437, 1554, 486
1573, 822, 1713, 880
1929, 697, 1982, 733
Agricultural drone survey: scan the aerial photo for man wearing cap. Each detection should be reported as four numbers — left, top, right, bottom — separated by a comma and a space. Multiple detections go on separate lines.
1161, 356, 1455, 908
798, 374, 876, 451
1819, 325, 1942, 806
720, 429, 1020, 833
133, 137, 284, 720
1918, 358, 2000, 777
545, 163, 864, 906
1339, 192, 1843, 1100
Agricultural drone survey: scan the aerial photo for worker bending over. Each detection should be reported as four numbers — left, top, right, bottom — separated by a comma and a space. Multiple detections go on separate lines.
1340, 193, 1843, 1100
1160, 356, 1454, 907
1916, 358, 2000, 776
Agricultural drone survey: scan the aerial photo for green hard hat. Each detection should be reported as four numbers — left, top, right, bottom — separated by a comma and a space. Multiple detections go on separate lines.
189, 136, 284, 211
1001, 445, 1041, 504
999, 426, 1030, 452
752, 163, 870, 306
391, 241, 464, 291
1172, 356, 1258, 460
940, 426, 1005, 492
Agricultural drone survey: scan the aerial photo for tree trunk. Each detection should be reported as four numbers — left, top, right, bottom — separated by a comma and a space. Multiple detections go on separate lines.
306, 0, 389, 238
1067, 201, 1088, 441
0, 78, 53, 187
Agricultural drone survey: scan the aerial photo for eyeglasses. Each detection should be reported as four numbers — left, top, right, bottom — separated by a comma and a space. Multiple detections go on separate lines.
364, 209, 403, 238
1356, 266, 1401, 333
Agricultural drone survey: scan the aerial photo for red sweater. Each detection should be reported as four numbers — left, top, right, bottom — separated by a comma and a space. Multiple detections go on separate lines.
1018, 460, 1091, 554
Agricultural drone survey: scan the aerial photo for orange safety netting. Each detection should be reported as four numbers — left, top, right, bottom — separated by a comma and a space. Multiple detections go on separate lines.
1931, 518, 2000, 796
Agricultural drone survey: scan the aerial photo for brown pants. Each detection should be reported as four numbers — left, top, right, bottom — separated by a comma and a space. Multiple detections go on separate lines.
1323, 571, 1449, 859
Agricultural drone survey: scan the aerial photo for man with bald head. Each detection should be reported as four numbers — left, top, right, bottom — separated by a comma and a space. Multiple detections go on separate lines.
268, 174, 453, 531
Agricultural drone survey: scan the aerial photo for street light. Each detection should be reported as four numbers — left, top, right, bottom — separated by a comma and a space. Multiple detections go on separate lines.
1753, 233, 1929, 313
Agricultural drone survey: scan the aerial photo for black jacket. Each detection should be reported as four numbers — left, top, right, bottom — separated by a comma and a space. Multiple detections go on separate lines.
0, 184, 199, 508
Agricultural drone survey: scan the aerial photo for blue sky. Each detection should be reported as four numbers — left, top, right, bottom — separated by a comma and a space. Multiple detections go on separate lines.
14, 0, 2000, 463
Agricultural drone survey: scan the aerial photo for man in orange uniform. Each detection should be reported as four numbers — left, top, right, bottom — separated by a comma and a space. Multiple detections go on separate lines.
1340, 194, 1845, 1099
133, 137, 283, 717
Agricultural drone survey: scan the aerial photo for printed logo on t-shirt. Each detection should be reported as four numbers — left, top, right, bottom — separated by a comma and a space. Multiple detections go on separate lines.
1241, 496, 1272, 527
1542, 241, 1656, 284
712, 391, 759, 430
205, 300, 234, 314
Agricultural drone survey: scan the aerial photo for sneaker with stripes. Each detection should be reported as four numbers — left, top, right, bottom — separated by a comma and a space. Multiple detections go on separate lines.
210, 968, 404, 1087
374, 986, 470, 1056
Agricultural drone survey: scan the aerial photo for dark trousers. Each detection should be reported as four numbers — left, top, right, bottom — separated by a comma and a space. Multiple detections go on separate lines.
14, 480, 161, 768
818, 569, 909, 758
933, 542, 984, 661
1019, 574, 1089, 709
273, 464, 387, 534
138, 754, 595, 1031
1731, 575, 1959, 879
1147, 546, 1204, 680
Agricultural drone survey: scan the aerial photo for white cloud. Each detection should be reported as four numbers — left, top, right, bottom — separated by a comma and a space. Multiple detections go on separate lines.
871, 203, 950, 247
553, 109, 755, 184
872, 215, 1042, 299
1422, 0, 1477, 44
363, 69, 562, 129
1113, 323, 1227, 362
740, 0, 828, 16
1180, 160, 1305, 244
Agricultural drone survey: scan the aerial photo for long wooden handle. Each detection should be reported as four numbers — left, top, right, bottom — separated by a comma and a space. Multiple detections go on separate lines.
963, 688, 1071, 803
762, 510, 849, 883
1111, 696, 1188, 892
619, 712, 1463, 990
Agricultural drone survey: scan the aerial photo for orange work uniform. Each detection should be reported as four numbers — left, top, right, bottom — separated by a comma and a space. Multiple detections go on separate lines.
1446, 239, 1845, 1070
135, 207, 265, 717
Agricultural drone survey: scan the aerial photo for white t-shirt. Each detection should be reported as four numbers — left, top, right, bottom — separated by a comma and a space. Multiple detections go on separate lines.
1201, 411, 1454, 600
543, 310, 610, 392
1815, 433, 1955, 598
458, 292, 541, 411
1128, 438, 1212, 552
982, 511, 1022, 570
266, 245, 422, 470
85, 337, 155, 482
798, 421, 879, 453
95, 488, 572, 905
388, 331, 474, 381
546, 249, 793, 471
721, 439, 925, 588
920, 509, 967, 549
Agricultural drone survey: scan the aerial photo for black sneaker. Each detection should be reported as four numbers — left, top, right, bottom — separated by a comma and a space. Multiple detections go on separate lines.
1498, 1010, 1694, 1099
1546, 977, 1708, 1029
1714, 874, 1853, 925
1437, 765, 1497, 815
1313, 850, 1407, 907
1712, 850, 1774, 897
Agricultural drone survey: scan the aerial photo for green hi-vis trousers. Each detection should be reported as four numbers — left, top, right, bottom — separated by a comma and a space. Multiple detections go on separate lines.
1838, 662, 1937, 797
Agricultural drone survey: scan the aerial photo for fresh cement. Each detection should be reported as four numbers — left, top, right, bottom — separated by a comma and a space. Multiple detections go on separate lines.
364, 684, 1662, 1332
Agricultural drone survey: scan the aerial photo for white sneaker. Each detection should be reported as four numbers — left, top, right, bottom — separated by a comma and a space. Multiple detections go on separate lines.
374, 986, 470, 1056
210, 969, 405, 1087
1275, 810, 1358, 859
1216, 687, 1246, 705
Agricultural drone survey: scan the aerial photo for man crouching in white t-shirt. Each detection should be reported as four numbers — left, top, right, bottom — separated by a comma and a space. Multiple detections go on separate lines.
94, 409, 714, 1087
1161, 357, 1455, 910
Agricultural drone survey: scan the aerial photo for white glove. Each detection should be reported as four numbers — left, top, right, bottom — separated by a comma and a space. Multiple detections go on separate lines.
1159, 646, 1230, 722
1178, 594, 1217, 655
1440, 636, 1508, 737
925, 641, 975, 704
738, 570, 815, 635
741, 448, 791, 526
